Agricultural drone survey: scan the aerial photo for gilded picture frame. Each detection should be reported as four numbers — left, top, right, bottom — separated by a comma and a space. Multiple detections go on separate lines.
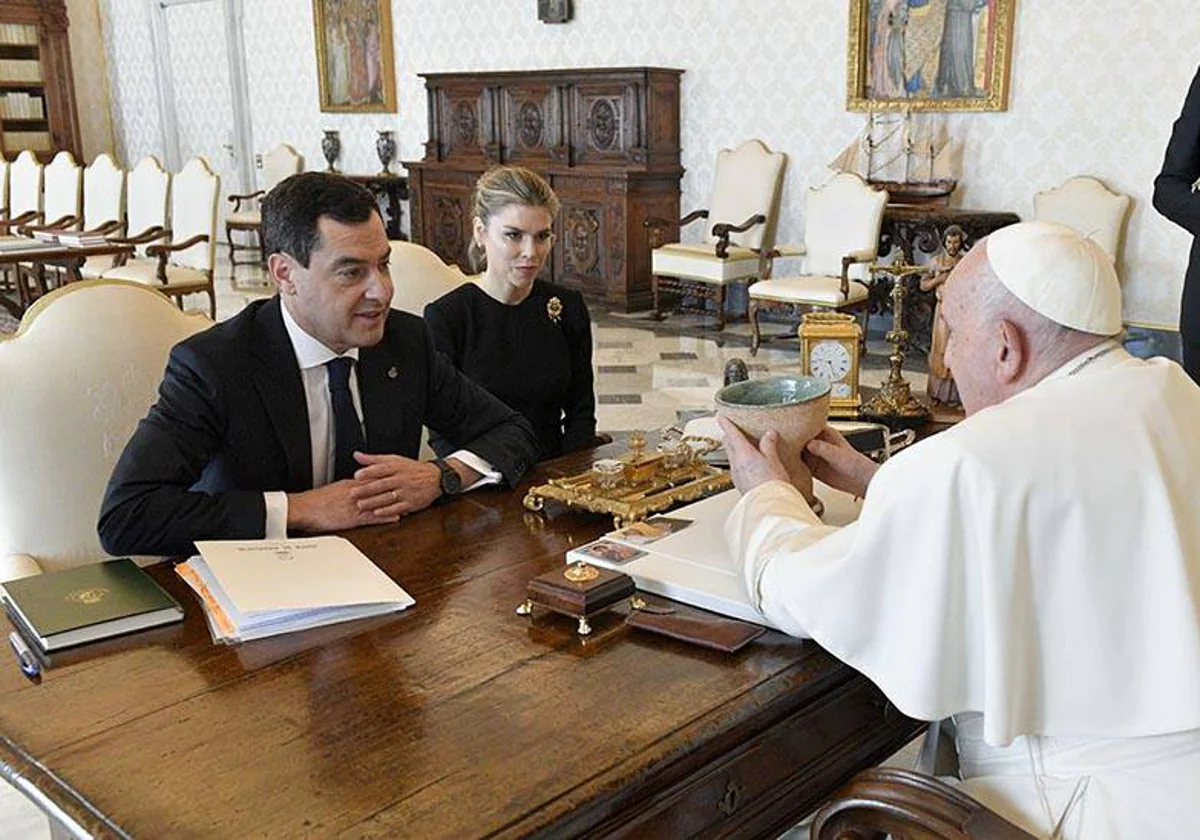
847, 0, 1016, 112
312, 0, 397, 113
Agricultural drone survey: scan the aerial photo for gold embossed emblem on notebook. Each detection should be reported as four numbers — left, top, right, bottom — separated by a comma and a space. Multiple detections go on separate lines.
67, 587, 109, 606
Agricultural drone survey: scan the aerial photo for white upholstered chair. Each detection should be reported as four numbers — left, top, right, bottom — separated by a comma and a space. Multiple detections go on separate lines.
104, 157, 220, 318
387, 241, 475, 457
113, 156, 171, 260
0, 150, 43, 231
388, 240, 475, 316
1033, 176, 1130, 269
226, 143, 303, 271
747, 173, 888, 355
647, 139, 790, 330
38, 150, 83, 230
75, 153, 129, 280
0, 280, 209, 582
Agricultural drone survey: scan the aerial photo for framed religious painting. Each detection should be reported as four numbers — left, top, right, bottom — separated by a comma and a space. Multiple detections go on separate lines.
538, 0, 572, 23
846, 0, 1016, 112
312, 0, 397, 113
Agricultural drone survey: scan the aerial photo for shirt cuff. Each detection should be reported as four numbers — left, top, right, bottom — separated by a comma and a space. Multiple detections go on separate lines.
264, 491, 289, 538
448, 449, 501, 491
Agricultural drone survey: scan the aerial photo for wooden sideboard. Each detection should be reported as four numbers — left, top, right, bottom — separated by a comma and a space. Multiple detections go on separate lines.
404, 67, 683, 312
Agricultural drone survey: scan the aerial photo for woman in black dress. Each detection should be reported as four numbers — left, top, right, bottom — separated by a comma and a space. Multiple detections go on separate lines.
424, 166, 597, 460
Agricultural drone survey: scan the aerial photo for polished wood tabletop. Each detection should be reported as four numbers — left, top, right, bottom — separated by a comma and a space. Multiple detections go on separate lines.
0, 448, 921, 839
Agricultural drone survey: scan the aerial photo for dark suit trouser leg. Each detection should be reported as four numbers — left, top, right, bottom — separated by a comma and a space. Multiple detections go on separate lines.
1183, 265, 1200, 385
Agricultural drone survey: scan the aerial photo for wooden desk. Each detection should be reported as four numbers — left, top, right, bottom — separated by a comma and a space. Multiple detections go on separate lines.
0, 450, 922, 839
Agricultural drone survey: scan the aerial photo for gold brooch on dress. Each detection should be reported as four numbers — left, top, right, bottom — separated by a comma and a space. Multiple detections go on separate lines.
547, 296, 563, 324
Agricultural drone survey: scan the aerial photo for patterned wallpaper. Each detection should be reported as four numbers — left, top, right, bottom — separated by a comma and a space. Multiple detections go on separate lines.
94, 0, 1200, 327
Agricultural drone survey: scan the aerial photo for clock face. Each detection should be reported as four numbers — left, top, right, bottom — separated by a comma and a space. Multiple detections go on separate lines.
809, 340, 852, 382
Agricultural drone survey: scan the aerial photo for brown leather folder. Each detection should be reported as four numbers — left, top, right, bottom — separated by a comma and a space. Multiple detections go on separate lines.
625, 608, 765, 653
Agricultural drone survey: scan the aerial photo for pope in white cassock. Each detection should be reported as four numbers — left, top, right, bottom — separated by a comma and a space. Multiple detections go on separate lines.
720, 221, 1200, 840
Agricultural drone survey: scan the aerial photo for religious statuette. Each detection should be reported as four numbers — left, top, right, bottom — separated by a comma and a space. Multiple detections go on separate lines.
919, 225, 966, 419
523, 431, 727, 527
861, 260, 933, 428
799, 312, 862, 418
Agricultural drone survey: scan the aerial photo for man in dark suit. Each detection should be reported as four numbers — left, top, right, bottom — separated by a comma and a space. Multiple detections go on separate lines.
1154, 64, 1200, 384
99, 173, 539, 557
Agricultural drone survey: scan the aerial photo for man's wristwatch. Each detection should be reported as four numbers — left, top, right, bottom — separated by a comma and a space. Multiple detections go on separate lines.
433, 457, 462, 499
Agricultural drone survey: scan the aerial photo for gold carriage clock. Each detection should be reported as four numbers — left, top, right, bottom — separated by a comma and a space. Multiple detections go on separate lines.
800, 312, 862, 418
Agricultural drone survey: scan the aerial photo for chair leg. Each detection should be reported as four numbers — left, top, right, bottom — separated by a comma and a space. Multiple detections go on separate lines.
715, 285, 726, 331
652, 273, 664, 321
208, 287, 216, 320
257, 227, 266, 266
226, 224, 235, 267
749, 299, 761, 356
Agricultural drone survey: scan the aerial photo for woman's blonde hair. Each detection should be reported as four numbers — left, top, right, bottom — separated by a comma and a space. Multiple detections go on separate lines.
469, 165, 559, 271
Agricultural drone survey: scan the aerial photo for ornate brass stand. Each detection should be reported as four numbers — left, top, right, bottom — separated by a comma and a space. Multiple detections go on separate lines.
523, 431, 729, 528
861, 261, 932, 428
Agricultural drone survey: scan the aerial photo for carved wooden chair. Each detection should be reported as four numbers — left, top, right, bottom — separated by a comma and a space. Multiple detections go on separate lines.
0, 150, 43, 233
646, 139, 790, 330
748, 173, 887, 355
811, 768, 1038, 840
71, 153, 129, 280
13, 150, 82, 298
1033, 176, 1130, 271
103, 157, 220, 319
226, 143, 303, 273
0, 280, 209, 583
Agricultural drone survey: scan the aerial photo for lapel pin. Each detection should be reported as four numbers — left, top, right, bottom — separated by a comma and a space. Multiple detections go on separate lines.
387, 366, 399, 379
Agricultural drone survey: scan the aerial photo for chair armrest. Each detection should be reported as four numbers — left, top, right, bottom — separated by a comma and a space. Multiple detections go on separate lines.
0, 554, 43, 584
840, 250, 877, 296
84, 219, 125, 237
711, 213, 767, 259
110, 225, 170, 246
16, 214, 83, 236
0, 211, 42, 232
146, 233, 209, 258
228, 189, 265, 212
812, 768, 1038, 840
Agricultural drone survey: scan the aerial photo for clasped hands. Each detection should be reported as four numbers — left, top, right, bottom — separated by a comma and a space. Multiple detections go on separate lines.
287, 452, 455, 532
717, 417, 879, 502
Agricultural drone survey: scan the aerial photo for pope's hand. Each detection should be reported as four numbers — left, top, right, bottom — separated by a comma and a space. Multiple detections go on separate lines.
718, 416, 791, 494
349, 452, 442, 516
286, 480, 401, 533
803, 426, 879, 499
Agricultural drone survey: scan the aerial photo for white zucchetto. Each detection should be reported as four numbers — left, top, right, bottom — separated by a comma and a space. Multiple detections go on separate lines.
985, 221, 1123, 336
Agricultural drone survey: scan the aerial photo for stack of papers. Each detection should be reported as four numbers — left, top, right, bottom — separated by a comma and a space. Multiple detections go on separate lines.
0, 235, 58, 253
30, 230, 109, 247
176, 536, 415, 644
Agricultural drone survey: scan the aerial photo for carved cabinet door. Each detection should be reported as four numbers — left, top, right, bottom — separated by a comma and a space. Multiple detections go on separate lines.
553, 187, 609, 297
499, 83, 562, 167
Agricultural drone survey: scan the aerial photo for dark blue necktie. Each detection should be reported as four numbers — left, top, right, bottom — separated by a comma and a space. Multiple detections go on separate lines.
326, 357, 363, 482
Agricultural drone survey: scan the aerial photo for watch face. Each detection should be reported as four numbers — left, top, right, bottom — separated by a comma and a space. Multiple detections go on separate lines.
809, 340, 852, 382
437, 459, 462, 494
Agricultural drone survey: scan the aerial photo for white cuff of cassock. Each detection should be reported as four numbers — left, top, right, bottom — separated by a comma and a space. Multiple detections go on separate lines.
447, 449, 501, 490
264, 491, 289, 538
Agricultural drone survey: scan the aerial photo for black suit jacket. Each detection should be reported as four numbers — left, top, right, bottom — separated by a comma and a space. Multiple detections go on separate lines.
99, 297, 538, 557
1153, 64, 1200, 377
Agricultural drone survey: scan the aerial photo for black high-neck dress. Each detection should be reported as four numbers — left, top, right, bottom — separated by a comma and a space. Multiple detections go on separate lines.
424, 281, 596, 460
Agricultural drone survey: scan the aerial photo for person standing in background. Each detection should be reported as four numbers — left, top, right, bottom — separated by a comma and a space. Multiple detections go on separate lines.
1153, 64, 1200, 384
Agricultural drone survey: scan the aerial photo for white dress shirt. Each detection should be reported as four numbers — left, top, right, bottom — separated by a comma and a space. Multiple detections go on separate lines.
263, 303, 499, 536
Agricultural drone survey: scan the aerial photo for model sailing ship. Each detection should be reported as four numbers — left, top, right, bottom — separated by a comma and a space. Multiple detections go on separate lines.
830, 112, 959, 205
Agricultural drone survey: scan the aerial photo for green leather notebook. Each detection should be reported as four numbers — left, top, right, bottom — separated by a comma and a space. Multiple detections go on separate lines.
0, 559, 183, 651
